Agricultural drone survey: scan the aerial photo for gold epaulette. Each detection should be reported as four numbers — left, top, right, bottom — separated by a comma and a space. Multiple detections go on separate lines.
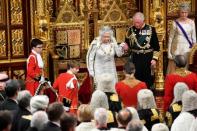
22, 115, 32, 121
153, 51, 160, 60
172, 103, 182, 112
151, 109, 159, 121
107, 110, 115, 123
165, 111, 173, 127
110, 94, 119, 102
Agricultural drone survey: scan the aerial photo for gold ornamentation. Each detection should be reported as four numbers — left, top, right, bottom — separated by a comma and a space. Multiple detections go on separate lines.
13, 69, 25, 80
167, 0, 191, 15
10, 0, 23, 24
174, 68, 191, 77
11, 29, 24, 56
56, 2, 80, 23
69, 45, 80, 58
189, 43, 197, 64
0, 1, 4, 23
102, 1, 127, 23
0, 31, 6, 57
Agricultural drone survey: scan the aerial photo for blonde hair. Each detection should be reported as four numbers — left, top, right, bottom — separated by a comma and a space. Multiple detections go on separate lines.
78, 104, 93, 122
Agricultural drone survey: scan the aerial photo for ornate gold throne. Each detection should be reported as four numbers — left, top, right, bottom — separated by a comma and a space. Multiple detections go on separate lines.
189, 44, 197, 73
49, 2, 87, 81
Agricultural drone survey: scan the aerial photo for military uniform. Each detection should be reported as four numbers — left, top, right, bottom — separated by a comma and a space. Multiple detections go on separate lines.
125, 24, 160, 88
165, 101, 182, 128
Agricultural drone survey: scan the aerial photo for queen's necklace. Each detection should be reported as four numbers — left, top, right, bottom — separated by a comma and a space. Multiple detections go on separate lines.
99, 43, 113, 55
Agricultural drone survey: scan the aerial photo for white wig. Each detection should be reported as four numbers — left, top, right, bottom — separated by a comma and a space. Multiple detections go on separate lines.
90, 90, 109, 113
96, 73, 116, 93
94, 108, 108, 126
179, 2, 190, 11
137, 89, 156, 109
30, 111, 48, 130
182, 90, 197, 112
127, 107, 140, 120
30, 95, 49, 114
151, 123, 169, 131
171, 82, 189, 105
133, 12, 145, 21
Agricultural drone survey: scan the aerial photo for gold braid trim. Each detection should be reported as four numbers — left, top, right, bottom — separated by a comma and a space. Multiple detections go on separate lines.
153, 51, 160, 60
174, 68, 191, 77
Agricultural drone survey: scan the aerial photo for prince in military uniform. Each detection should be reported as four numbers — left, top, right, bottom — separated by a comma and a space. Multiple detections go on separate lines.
125, 12, 160, 88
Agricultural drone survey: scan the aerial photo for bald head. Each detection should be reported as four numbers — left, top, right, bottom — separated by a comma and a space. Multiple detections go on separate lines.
117, 109, 132, 127
174, 55, 187, 68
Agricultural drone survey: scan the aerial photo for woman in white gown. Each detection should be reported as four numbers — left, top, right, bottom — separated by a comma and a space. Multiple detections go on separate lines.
167, 2, 196, 74
86, 26, 127, 87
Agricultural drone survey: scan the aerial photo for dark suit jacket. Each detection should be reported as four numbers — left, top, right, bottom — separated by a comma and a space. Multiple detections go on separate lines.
11, 106, 31, 131
41, 121, 61, 131
0, 98, 18, 111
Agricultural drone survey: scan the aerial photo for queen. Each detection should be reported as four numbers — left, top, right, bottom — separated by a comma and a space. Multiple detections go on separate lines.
86, 26, 128, 87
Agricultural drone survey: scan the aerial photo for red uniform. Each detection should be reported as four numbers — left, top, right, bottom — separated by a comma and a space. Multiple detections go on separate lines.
164, 68, 197, 111
53, 72, 79, 114
26, 52, 42, 95
115, 81, 147, 108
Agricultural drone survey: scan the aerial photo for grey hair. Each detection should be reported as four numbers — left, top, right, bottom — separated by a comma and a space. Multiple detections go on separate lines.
99, 26, 114, 38
17, 90, 32, 108
94, 108, 108, 127
151, 123, 169, 131
126, 120, 143, 131
133, 12, 145, 21
179, 2, 190, 11
30, 111, 48, 130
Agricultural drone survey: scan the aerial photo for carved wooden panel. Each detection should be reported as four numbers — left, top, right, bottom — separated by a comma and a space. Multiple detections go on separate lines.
56, 30, 68, 44
115, 28, 127, 43
0, 0, 5, 24
0, 30, 6, 57
11, 29, 24, 56
10, 0, 23, 24
0, 0, 31, 79
167, 0, 191, 15
69, 45, 80, 58
67, 29, 81, 45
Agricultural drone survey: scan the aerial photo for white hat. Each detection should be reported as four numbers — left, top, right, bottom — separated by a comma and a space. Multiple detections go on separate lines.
171, 82, 189, 105
182, 90, 197, 112
137, 89, 156, 109
151, 123, 169, 131
30, 95, 49, 113
96, 73, 115, 93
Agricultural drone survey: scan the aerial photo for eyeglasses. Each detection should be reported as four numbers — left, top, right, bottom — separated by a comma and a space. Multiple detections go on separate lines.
36, 46, 43, 49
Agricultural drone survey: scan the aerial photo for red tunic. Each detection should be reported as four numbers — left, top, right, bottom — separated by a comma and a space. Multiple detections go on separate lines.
115, 81, 147, 108
164, 69, 197, 111
26, 52, 42, 95
53, 72, 78, 114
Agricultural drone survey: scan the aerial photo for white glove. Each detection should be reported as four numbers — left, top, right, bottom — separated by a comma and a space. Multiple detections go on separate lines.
168, 53, 173, 60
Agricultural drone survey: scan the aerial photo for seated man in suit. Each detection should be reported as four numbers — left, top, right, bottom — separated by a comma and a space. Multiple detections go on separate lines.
41, 102, 64, 131
0, 80, 19, 112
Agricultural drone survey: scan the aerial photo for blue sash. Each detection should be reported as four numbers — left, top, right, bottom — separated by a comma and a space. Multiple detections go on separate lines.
175, 21, 193, 48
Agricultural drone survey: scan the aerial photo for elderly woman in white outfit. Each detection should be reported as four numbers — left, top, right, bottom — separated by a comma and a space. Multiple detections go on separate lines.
167, 2, 196, 73
86, 26, 128, 87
